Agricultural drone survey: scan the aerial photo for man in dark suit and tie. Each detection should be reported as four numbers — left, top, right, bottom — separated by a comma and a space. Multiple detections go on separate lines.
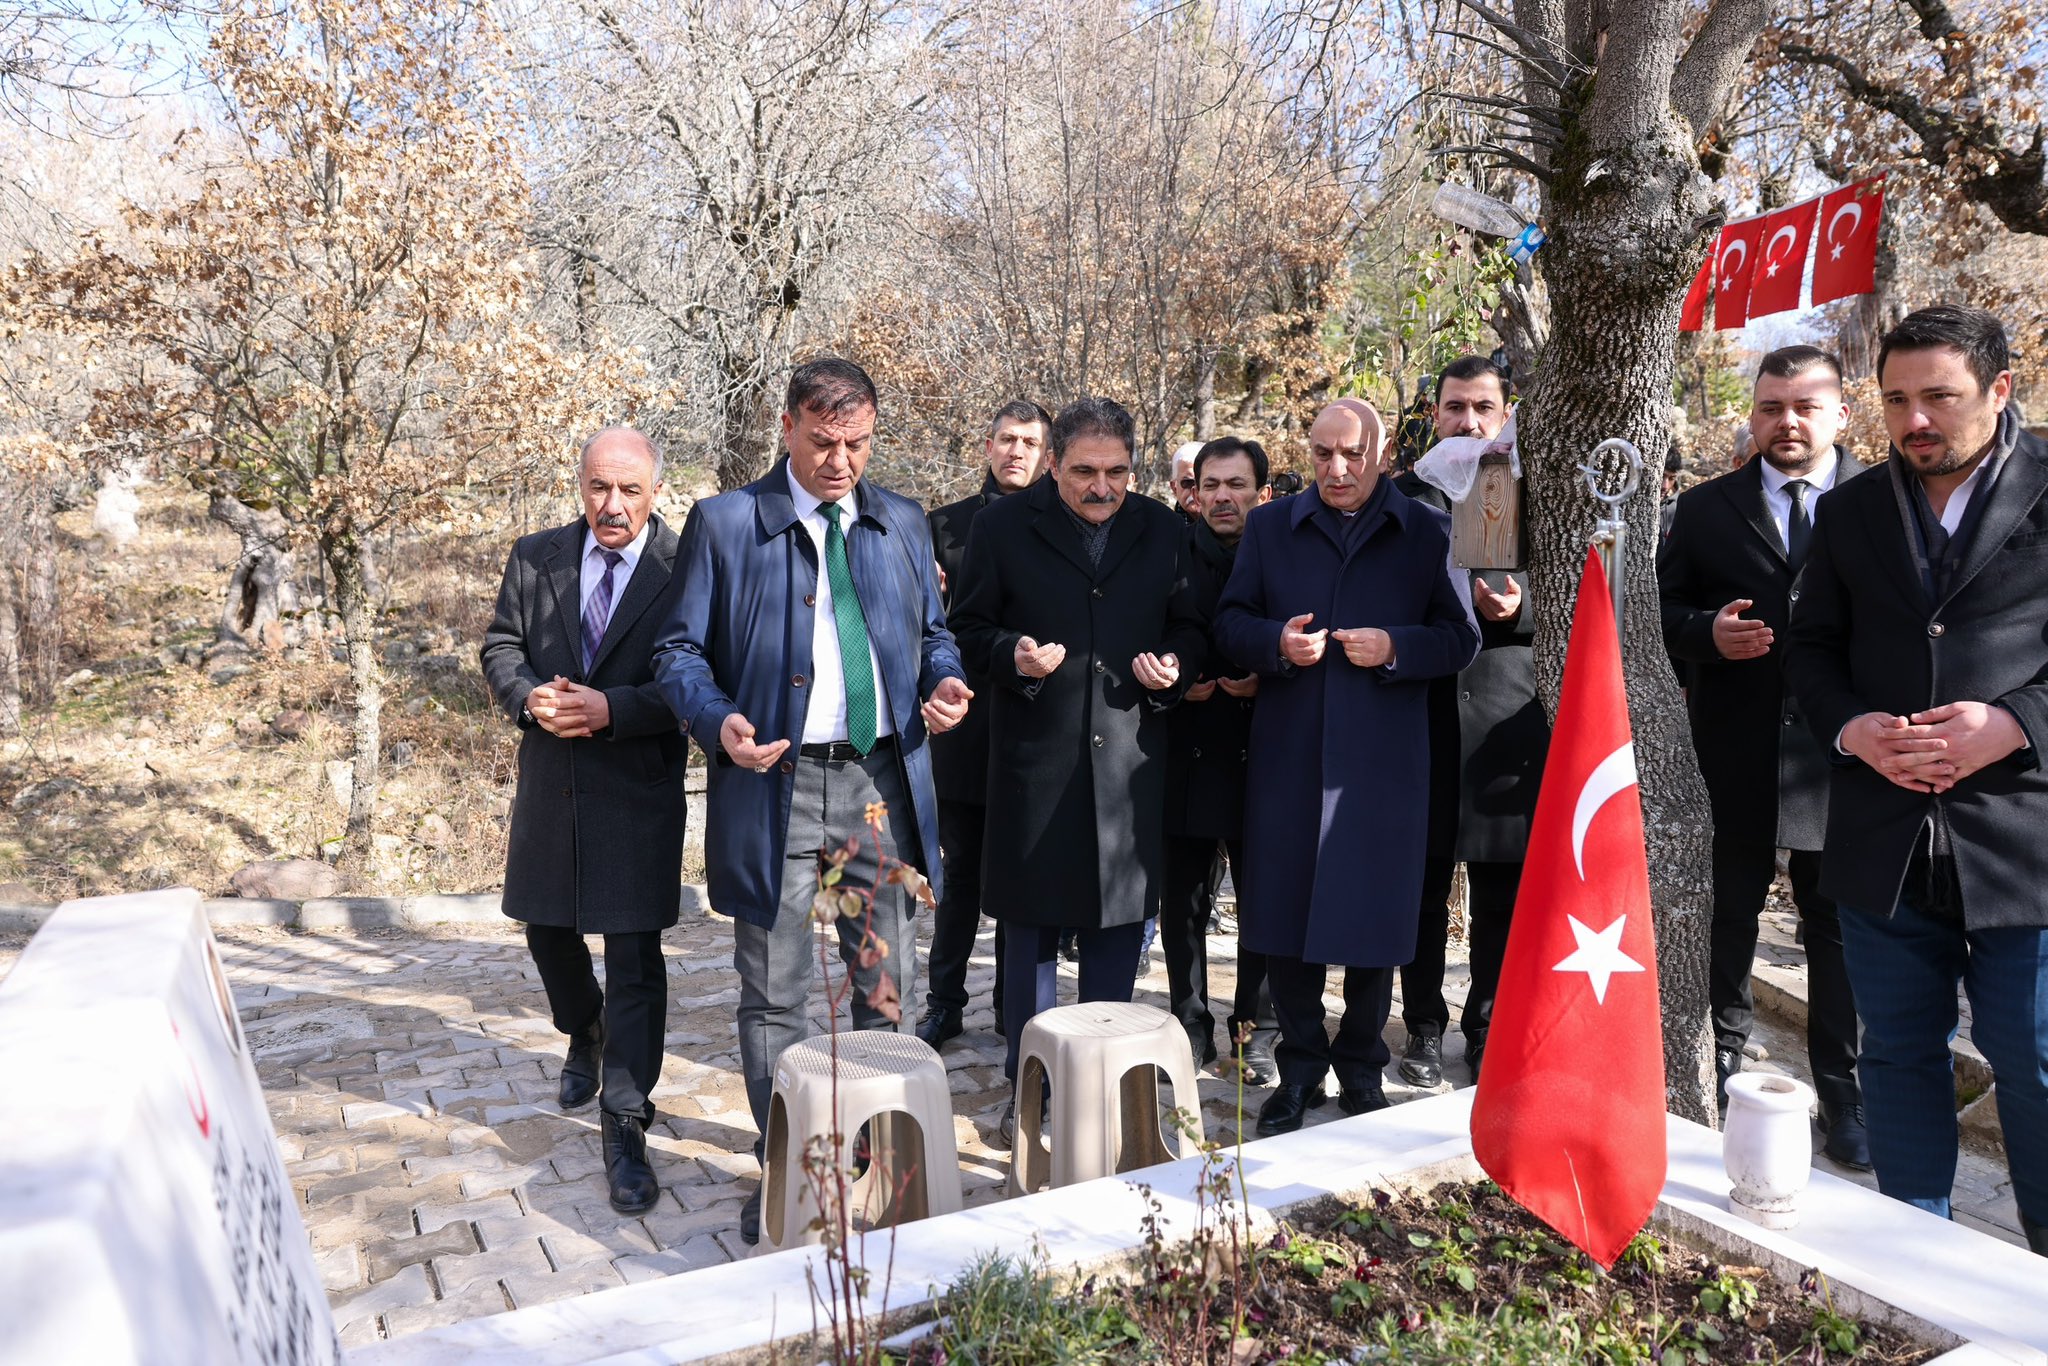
654, 357, 971, 1243
481, 426, 689, 1215
1660, 345, 1867, 1167
1788, 306, 2048, 1256
914, 399, 1051, 1049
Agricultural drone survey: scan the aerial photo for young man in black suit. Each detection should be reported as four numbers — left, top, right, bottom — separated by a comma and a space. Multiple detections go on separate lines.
1787, 306, 2048, 1257
1659, 346, 1867, 1167
915, 399, 1051, 1049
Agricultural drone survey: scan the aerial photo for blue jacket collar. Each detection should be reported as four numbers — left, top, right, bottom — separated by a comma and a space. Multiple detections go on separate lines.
753, 455, 888, 538
1286, 476, 1415, 531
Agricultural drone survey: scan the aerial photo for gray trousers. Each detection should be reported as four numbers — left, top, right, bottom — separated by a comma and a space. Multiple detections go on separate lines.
733, 745, 918, 1140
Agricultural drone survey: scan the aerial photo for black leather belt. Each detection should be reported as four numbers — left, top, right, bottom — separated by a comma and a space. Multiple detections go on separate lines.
798, 736, 894, 761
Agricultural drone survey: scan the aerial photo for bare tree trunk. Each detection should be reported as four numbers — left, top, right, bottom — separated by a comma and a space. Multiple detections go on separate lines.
326, 530, 382, 876
1192, 345, 1218, 441
1522, 168, 1719, 1127
21, 491, 59, 701
208, 493, 299, 649
0, 552, 19, 736
714, 354, 778, 491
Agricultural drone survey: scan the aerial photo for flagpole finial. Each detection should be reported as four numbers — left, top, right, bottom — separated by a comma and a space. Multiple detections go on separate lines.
1579, 439, 1644, 621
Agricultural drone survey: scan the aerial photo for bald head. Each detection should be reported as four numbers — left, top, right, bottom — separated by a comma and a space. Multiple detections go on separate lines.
1308, 399, 1386, 512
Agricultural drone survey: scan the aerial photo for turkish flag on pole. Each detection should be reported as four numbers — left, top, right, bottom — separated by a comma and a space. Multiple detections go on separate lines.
1811, 176, 1886, 305
1470, 546, 1667, 1269
1746, 200, 1819, 319
1678, 251, 1712, 333
1712, 215, 1767, 330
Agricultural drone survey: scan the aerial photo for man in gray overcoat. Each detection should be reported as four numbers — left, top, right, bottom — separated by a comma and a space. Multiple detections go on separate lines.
481, 426, 687, 1216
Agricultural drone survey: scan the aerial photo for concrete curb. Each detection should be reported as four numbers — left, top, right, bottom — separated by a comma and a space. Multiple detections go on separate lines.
1, 886, 709, 934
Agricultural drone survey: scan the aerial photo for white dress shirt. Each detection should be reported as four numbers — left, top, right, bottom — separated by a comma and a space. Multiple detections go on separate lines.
580, 519, 649, 621
1930, 454, 1993, 536
1759, 447, 1839, 549
786, 466, 893, 744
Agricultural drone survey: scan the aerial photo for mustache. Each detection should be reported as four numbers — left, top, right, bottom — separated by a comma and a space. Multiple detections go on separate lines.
597, 512, 632, 528
1081, 492, 1118, 504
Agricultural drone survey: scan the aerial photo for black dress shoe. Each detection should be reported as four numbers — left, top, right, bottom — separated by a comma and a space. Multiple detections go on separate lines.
601, 1111, 658, 1214
1399, 1032, 1444, 1087
2023, 1213, 2048, 1258
996, 1098, 1016, 1148
559, 1015, 604, 1111
914, 1006, 963, 1049
1189, 1031, 1219, 1069
1714, 1047, 1742, 1104
1228, 1018, 1278, 1088
1818, 1102, 1872, 1170
739, 1185, 762, 1245
1256, 1082, 1328, 1136
1339, 1086, 1389, 1116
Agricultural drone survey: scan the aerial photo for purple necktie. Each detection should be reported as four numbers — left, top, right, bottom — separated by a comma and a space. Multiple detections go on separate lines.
582, 549, 624, 670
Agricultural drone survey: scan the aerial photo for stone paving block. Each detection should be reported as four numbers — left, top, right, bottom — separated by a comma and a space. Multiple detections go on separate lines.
313, 1241, 364, 1293
695, 1149, 759, 1183
560, 1207, 660, 1257
432, 1238, 553, 1298
428, 1081, 516, 1110
484, 1102, 551, 1126
641, 1193, 746, 1249
404, 1148, 511, 1181
380, 1283, 514, 1337
336, 1316, 385, 1350
342, 1098, 431, 1128
500, 1263, 629, 1310
460, 1160, 554, 1200
415, 1193, 522, 1233
614, 1237, 729, 1283
363, 1220, 480, 1283
327, 1261, 432, 1326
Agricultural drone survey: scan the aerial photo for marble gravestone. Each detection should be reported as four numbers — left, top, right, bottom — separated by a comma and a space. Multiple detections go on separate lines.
0, 889, 339, 1365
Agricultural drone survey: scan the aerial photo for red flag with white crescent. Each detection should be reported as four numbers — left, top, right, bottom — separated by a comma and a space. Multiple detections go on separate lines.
1711, 216, 1766, 330
1746, 200, 1819, 319
1679, 249, 1713, 333
1470, 546, 1666, 1269
1810, 176, 1886, 306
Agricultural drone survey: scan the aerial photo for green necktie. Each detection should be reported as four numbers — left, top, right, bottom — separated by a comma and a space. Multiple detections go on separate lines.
820, 503, 878, 755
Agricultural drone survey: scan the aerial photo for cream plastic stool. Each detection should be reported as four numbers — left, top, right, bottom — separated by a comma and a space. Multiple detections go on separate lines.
759, 1030, 963, 1253
1008, 1001, 1204, 1197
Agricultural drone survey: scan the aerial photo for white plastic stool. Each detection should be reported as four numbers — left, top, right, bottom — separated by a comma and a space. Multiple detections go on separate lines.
759, 1030, 963, 1253
1008, 1001, 1204, 1197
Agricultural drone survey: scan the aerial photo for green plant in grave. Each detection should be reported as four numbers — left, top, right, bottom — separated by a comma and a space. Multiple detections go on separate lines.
1263, 1229, 1347, 1279
1694, 1267, 1760, 1321
1405, 1225, 1480, 1293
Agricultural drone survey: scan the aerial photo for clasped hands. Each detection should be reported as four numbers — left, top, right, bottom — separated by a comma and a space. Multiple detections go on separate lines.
718, 677, 977, 775
1280, 613, 1394, 669
1014, 636, 1182, 691
1841, 702, 2027, 794
528, 676, 611, 737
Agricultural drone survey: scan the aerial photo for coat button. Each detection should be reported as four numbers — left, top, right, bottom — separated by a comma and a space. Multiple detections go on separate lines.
1928, 621, 1945, 637
1239, 749, 1248, 761
560, 787, 572, 798
1789, 589, 1801, 602
779, 760, 794, 774
1460, 690, 1472, 701
1094, 661, 1105, 674
1092, 734, 1104, 747
1192, 746, 1203, 758
1783, 714, 1796, 726
804, 594, 816, 607
1091, 587, 1105, 599
792, 674, 807, 687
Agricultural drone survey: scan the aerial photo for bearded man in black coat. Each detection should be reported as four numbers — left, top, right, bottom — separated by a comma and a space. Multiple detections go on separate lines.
481, 427, 687, 1215
950, 396, 1206, 1143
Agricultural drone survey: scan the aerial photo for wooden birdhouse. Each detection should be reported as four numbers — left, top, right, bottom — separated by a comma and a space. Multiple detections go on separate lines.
1451, 451, 1524, 570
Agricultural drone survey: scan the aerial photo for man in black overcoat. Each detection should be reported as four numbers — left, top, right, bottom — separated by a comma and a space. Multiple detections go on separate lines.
950, 396, 1206, 1142
915, 399, 1051, 1049
1162, 436, 1277, 1081
1660, 345, 1868, 1167
481, 427, 687, 1215
1393, 356, 1549, 1088
1787, 307, 2048, 1255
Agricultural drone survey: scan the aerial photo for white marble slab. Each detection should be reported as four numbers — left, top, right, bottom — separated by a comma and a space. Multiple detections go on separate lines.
355, 1087, 2045, 1365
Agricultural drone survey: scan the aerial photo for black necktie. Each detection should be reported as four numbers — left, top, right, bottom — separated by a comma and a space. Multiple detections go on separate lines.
1785, 479, 1812, 568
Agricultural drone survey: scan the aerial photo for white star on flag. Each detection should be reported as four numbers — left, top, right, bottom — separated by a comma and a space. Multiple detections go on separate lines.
1831, 243, 1845, 260
1552, 914, 1645, 1005
1764, 261, 1780, 277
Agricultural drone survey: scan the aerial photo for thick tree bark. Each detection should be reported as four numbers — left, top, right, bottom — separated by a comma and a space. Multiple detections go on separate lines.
208, 493, 299, 649
325, 530, 382, 874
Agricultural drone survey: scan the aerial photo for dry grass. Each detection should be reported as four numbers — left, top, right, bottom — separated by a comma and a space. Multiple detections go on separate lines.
0, 483, 539, 901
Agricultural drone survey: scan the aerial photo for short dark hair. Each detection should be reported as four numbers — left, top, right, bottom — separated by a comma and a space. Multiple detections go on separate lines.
1664, 442, 1685, 475
1049, 396, 1135, 461
1435, 354, 1510, 402
1756, 344, 1844, 387
785, 356, 878, 418
1193, 436, 1269, 489
1878, 305, 2012, 393
989, 399, 1052, 436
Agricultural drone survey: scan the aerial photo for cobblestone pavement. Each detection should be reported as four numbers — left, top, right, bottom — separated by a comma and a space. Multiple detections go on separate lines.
0, 895, 2024, 1349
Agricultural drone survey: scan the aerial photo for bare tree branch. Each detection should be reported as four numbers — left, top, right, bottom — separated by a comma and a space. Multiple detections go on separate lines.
1670, 0, 1773, 143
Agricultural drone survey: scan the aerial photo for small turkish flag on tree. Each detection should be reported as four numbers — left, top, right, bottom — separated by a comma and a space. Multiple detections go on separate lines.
1811, 176, 1886, 305
1746, 200, 1818, 319
1711, 215, 1766, 331
1678, 251, 1712, 333
1470, 547, 1667, 1270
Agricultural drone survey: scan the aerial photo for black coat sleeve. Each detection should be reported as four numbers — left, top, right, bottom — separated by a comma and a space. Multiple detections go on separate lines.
481, 545, 543, 727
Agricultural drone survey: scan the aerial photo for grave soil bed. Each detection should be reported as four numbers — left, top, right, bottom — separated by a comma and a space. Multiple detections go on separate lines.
900, 1179, 1935, 1365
